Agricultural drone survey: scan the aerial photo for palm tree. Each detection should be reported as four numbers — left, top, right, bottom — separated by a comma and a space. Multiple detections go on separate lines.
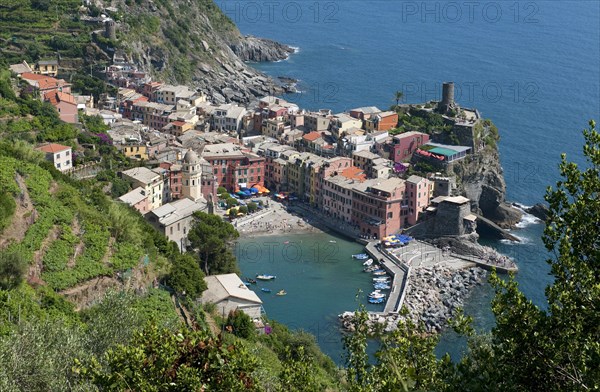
394, 90, 404, 106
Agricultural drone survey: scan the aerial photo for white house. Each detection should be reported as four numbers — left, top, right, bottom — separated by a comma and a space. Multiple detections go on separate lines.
36, 143, 72, 172
200, 274, 263, 319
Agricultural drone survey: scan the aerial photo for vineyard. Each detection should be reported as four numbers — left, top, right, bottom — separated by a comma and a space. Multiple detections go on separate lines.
0, 154, 154, 293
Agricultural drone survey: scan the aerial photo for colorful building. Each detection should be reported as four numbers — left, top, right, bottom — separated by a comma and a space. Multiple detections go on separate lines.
391, 131, 430, 162
352, 178, 406, 239
36, 143, 72, 172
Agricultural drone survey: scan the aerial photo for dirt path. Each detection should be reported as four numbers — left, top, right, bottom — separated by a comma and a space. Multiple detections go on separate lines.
66, 217, 84, 268
0, 174, 36, 249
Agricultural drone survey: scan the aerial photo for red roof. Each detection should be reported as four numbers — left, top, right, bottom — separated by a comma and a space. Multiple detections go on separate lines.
44, 91, 76, 106
37, 143, 70, 153
341, 166, 367, 182
21, 72, 68, 91
172, 121, 186, 127
303, 131, 322, 142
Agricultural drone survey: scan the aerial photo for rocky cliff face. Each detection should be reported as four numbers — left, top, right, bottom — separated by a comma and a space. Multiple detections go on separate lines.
106, 0, 292, 103
230, 36, 295, 62
451, 146, 523, 229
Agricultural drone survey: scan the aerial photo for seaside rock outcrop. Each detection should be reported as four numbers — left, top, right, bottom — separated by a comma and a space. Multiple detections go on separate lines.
452, 143, 523, 229
230, 36, 295, 62
525, 203, 549, 221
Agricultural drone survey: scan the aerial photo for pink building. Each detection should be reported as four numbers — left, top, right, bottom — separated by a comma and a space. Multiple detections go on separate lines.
391, 131, 430, 162
44, 91, 78, 123
352, 178, 406, 239
316, 157, 353, 205
322, 166, 367, 223
159, 162, 183, 201
405, 175, 432, 226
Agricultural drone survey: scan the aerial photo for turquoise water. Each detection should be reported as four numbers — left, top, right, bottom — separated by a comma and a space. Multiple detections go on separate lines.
236, 233, 383, 363
224, 0, 600, 361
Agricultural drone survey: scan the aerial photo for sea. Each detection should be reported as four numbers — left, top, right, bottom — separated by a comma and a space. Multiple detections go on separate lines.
220, 0, 600, 363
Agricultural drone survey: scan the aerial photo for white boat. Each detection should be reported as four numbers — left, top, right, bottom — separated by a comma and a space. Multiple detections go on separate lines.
373, 277, 391, 282
352, 253, 369, 260
363, 259, 373, 266
372, 270, 387, 276
256, 274, 276, 281
369, 290, 386, 299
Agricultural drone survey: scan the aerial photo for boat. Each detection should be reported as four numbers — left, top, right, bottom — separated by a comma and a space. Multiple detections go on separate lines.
369, 290, 386, 299
256, 274, 276, 280
283, 241, 290, 244
244, 282, 251, 287
363, 265, 379, 273
261, 288, 272, 293
329, 240, 337, 243
363, 259, 373, 266
374, 283, 391, 290
372, 270, 387, 276
246, 278, 257, 284
373, 277, 391, 282
368, 297, 385, 304
276, 290, 287, 296
352, 253, 369, 260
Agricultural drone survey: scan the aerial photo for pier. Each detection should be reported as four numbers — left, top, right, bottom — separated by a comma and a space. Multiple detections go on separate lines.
365, 241, 410, 314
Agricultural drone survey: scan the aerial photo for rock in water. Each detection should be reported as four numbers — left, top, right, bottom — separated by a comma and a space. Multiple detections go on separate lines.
526, 203, 549, 221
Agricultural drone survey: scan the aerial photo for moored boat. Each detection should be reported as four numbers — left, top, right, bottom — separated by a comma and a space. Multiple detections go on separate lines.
363, 259, 373, 266
369, 290, 386, 299
373, 277, 391, 282
276, 289, 287, 296
246, 278, 257, 284
352, 253, 369, 260
261, 288, 272, 293
256, 274, 276, 280
374, 283, 391, 290
368, 297, 385, 304
372, 270, 387, 276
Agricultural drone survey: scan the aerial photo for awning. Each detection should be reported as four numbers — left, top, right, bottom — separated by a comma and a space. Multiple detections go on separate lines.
463, 214, 477, 222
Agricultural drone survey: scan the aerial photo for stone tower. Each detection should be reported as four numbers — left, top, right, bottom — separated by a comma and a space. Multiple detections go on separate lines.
181, 150, 202, 201
437, 82, 456, 114
105, 20, 116, 40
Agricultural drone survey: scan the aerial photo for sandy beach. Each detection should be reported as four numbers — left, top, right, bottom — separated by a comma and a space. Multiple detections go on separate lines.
231, 199, 324, 237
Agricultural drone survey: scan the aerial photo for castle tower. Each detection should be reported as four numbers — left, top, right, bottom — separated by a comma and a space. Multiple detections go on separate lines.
105, 20, 116, 40
181, 150, 202, 201
437, 82, 455, 114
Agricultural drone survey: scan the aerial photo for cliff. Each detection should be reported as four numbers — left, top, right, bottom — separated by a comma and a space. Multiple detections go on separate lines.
0, 0, 294, 103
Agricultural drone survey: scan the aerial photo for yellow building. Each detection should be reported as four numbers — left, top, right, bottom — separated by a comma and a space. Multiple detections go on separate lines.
119, 144, 149, 160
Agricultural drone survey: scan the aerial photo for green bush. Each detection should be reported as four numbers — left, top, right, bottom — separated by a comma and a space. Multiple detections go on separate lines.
0, 191, 16, 233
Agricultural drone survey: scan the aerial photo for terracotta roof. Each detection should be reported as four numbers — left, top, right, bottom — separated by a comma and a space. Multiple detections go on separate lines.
172, 121, 186, 127
22, 72, 69, 91
341, 166, 367, 182
21, 72, 47, 81
303, 131, 322, 142
37, 143, 70, 153
44, 91, 76, 106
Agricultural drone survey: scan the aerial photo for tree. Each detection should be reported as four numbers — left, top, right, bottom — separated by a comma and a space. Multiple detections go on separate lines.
167, 253, 207, 298
225, 310, 255, 340
482, 120, 600, 391
0, 251, 27, 290
76, 324, 259, 391
217, 186, 228, 194
247, 202, 258, 213
187, 212, 240, 275
394, 90, 404, 106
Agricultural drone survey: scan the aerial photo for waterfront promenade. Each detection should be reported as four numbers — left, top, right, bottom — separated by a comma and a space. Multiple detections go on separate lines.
365, 241, 409, 314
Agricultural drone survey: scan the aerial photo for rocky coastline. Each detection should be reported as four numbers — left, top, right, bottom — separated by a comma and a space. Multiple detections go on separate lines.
339, 265, 487, 334
230, 35, 296, 63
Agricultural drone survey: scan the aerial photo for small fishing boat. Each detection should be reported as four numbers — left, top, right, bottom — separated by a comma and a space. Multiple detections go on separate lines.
372, 270, 387, 276
373, 277, 391, 282
256, 274, 276, 280
352, 253, 369, 260
369, 290, 386, 299
368, 297, 385, 304
363, 259, 373, 266
374, 283, 391, 290
246, 278, 257, 284
363, 265, 378, 273
276, 289, 287, 296
261, 288, 272, 293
